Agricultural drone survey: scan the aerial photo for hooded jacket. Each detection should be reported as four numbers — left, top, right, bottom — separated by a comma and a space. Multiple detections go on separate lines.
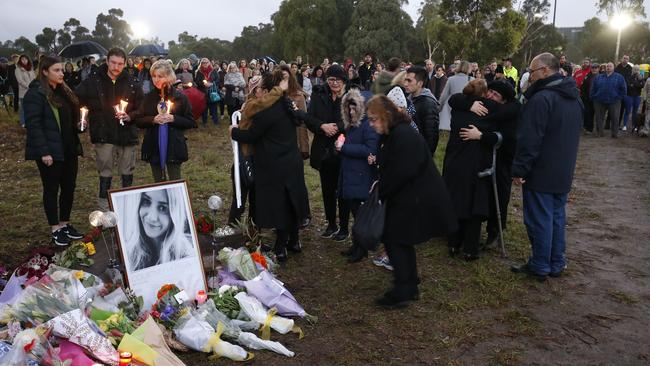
411, 88, 440, 156
75, 63, 143, 146
337, 89, 379, 200
303, 84, 344, 170
512, 74, 582, 194
371, 71, 395, 95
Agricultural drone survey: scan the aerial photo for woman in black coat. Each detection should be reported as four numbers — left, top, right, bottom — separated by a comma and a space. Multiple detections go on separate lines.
134, 60, 196, 182
456, 81, 521, 247
230, 74, 309, 262
24, 55, 85, 247
443, 79, 500, 260
63, 62, 80, 89
366, 95, 457, 308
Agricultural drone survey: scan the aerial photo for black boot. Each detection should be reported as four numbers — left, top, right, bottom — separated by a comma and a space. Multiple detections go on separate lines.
121, 174, 134, 188
98, 177, 112, 211
347, 245, 368, 263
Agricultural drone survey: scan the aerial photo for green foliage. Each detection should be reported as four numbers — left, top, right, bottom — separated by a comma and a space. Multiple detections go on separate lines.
168, 31, 234, 62
513, 0, 566, 69
579, 17, 650, 62
92, 8, 132, 49
343, 0, 415, 62
232, 23, 279, 61
597, 0, 646, 17
35, 27, 57, 53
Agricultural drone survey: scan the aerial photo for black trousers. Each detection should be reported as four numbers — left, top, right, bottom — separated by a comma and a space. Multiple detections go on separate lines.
12, 85, 19, 112
275, 192, 299, 252
448, 216, 483, 256
319, 159, 348, 228
583, 100, 594, 132
228, 165, 255, 225
385, 243, 418, 299
36, 157, 78, 226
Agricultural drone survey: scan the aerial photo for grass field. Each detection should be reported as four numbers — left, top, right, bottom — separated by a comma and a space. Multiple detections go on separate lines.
0, 112, 546, 365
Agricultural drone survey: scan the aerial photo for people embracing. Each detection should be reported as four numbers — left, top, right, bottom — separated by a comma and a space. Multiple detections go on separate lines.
134, 60, 197, 182
24, 55, 85, 246
76, 47, 143, 211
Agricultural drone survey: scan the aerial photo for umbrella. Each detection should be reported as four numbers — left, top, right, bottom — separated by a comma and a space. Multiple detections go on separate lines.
59, 41, 108, 59
158, 123, 168, 174
129, 44, 168, 56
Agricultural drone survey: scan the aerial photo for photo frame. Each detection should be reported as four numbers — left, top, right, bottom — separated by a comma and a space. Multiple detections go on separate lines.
108, 180, 206, 309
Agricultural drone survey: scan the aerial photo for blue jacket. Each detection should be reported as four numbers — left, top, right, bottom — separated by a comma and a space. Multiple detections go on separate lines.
512, 74, 582, 194
590, 72, 627, 105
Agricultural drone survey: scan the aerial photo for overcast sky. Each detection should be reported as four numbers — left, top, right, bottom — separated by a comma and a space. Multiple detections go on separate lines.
1, 0, 648, 44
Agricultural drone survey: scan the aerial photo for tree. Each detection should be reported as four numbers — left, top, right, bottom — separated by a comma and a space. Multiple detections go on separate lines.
343, 0, 415, 62
168, 32, 234, 61
35, 27, 57, 53
579, 17, 650, 62
13, 37, 39, 57
272, 0, 354, 62
513, 0, 566, 68
597, 0, 645, 17
92, 8, 131, 49
57, 18, 91, 47
232, 23, 279, 60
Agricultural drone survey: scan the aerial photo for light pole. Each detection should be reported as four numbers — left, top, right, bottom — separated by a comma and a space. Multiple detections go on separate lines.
611, 13, 631, 63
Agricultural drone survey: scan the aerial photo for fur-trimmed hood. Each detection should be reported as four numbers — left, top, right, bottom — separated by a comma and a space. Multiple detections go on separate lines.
341, 88, 365, 131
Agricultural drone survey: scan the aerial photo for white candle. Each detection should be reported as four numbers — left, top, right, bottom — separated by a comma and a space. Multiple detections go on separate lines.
80, 107, 88, 132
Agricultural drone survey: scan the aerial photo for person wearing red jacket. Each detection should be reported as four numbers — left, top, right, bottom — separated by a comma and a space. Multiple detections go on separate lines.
573, 58, 591, 93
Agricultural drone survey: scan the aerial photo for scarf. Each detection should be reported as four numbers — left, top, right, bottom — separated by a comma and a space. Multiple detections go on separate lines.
199, 65, 213, 81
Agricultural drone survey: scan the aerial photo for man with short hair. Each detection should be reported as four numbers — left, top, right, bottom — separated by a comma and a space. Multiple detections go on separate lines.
358, 53, 376, 90
590, 62, 627, 138
502, 57, 518, 83
424, 59, 435, 86
580, 63, 600, 133
573, 58, 591, 91
559, 54, 572, 75
511, 52, 582, 281
494, 65, 516, 88
371, 57, 401, 95
405, 66, 440, 156
76, 48, 143, 210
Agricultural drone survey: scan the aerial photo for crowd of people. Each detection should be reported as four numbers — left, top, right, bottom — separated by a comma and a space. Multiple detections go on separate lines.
10, 44, 649, 308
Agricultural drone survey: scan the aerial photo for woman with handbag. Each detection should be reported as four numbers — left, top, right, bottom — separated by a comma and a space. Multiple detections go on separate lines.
366, 95, 457, 308
196, 57, 220, 125
223, 62, 246, 117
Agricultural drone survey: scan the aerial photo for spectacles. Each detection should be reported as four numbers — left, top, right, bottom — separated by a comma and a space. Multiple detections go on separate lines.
530, 66, 547, 74
326, 78, 342, 84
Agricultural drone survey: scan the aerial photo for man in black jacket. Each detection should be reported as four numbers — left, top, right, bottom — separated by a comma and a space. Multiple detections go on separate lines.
511, 53, 582, 281
404, 66, 439, 156
7, 54, 19, 112
358, 53, 376, 90
76, 47, 143, 211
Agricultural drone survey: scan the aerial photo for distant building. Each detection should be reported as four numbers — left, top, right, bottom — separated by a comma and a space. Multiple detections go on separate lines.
557, 27, 584, 62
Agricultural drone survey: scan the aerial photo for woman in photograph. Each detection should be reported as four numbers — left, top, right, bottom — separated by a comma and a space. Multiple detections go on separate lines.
230, 74, 309, 262
135, 60, 196, 182
24, 55, 84, 247
121, 187, 194, 271
366, 94, 456, 308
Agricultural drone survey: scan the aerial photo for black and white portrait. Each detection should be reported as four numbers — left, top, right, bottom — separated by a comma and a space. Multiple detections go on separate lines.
109, 181, 206, 309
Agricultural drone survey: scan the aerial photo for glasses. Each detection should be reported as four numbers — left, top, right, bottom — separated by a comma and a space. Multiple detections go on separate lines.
530, 66, 547, 75
326, 78, 342, 84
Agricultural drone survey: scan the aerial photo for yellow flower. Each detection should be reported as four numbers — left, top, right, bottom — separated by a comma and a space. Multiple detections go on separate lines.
74, 271, 85, 280
84, 242, 96, 256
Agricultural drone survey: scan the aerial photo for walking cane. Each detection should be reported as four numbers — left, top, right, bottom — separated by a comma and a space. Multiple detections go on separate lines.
231, 111, 243, 208
477, 132, 507, 258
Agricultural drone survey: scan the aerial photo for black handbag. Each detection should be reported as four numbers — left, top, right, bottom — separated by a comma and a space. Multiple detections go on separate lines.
352, 183, 385, 251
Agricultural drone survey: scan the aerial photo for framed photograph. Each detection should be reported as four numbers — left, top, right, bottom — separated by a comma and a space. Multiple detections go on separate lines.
109, 180, 206, 309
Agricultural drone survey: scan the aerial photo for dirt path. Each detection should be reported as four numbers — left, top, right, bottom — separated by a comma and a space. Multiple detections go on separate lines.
464, 135, 650, 365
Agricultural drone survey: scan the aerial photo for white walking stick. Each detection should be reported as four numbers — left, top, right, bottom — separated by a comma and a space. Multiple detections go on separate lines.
231, 111, 243, 208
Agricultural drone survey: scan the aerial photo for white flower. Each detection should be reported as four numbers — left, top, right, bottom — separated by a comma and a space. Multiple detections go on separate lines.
218, 285, 232, 295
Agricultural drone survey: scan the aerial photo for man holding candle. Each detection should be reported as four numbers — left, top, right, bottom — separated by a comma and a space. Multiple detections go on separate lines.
76, 48, 143, 211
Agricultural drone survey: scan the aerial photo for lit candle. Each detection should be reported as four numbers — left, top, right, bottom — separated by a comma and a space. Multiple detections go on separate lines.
337, 134, 346, 144
79, 107, 88, 132
114, 100, 128, 126
187, 82, 193, 87
119, 351, 132, 366
203, 79, 208, 85
165, 100, 173, 114
196, 290, 207, 305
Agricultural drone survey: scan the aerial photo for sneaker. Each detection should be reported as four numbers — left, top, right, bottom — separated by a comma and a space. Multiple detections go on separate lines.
372, 255, 394, 271
62, 224, 84, 240
320, 225, 338, 239
332, 230, 349, 242
622, 126, 627, 131
52, 229, 71, 246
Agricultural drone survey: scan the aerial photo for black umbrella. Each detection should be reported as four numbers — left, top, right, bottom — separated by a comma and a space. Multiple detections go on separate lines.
129, 44, 168, 56
59, 41, 108, 59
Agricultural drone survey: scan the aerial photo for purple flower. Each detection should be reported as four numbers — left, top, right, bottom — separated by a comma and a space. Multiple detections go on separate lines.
160, 304, 176, 322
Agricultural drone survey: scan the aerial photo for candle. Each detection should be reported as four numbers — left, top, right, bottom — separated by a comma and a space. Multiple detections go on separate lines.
196, 290, 207, 305
165, 100, 173, 114
337, 134, 345, 144
119, 351, 132, 366
187, 82, 193, 87
203, 79, 208, 85
80, 107, 88, 132
114, 100, 128, 126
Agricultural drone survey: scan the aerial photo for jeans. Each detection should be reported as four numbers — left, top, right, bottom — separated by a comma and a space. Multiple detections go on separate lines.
522, 187, 568, 275
622, 95, 641, 128
202, 102, 219, 124
36, 157, 78, 226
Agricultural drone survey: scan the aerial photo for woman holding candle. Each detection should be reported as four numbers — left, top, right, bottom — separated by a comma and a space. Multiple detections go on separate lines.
195, 57, 221, 125
135, 60, 196, 182
24, 55, 85, 246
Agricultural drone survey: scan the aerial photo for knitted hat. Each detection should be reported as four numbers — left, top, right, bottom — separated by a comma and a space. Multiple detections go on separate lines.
488, 80, 515, 101
325, 64, 347, 81
387, 86, 407, 109
495, 64, 505, 74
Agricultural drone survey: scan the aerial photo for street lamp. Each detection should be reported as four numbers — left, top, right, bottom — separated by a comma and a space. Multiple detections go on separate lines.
131, 22, 149, 45
611, 13, 631, 62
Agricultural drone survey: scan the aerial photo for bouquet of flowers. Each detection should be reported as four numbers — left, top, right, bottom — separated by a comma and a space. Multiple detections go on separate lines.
52, 241, 94, 268
218, 247, 260, 281
194, 213, 214, 234
173, 313, 253, 361
209, 285, 244, 319
90, 309, 137, 346
234, 292, 303, 341
0, 327, 49, 366
151, 284, 190, 329
9, 273, 82, 325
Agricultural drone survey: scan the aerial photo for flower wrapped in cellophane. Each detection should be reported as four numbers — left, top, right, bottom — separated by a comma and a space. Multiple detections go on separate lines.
8, 273, 82, 325
234, 292, 303, 340
217, 248, 260, 281
151, 284, 191, 329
